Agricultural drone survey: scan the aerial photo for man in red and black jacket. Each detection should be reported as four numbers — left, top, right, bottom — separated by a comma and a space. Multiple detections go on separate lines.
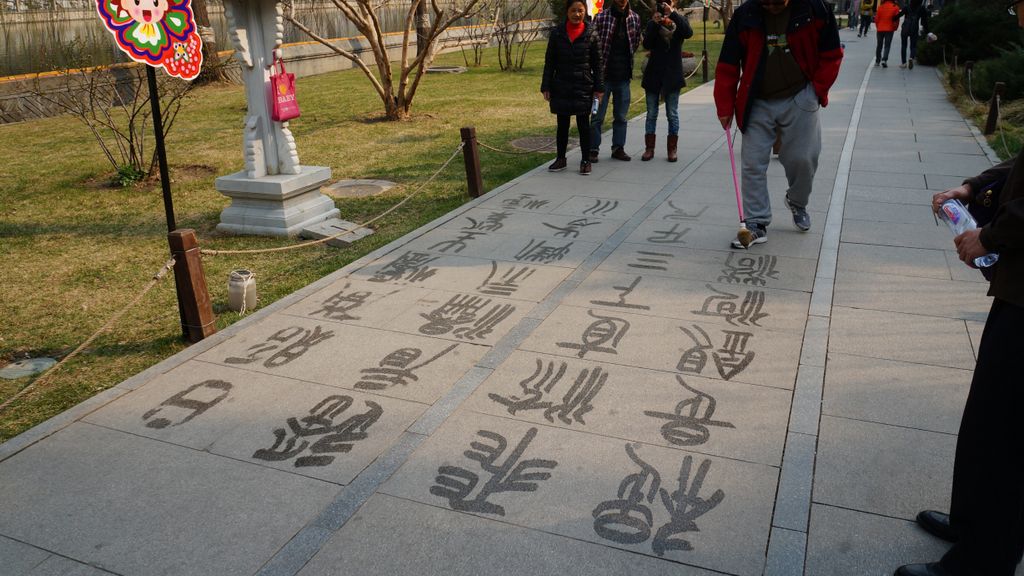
714, 0, 842, 249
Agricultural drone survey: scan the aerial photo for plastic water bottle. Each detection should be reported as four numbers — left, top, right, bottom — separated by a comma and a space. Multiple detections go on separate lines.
591, 97, 599, 115
937, 199, 999, 268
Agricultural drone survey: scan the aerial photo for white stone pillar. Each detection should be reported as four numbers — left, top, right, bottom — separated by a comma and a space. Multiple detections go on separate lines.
215, 0, 339, 237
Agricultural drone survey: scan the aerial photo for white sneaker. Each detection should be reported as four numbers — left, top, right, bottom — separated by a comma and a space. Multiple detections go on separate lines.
899, 63, 907, 68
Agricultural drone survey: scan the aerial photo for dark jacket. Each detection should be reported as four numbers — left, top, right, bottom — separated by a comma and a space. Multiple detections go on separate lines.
900, 0, 929, 35
592, 3, 643, 79
965, 148, 1024, 307
714, 0, 843, 132
541, 22, 606, 116
641, 11, 695, 94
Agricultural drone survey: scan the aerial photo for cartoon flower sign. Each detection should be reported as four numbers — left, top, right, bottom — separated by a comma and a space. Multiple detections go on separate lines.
95, 0, 204, 80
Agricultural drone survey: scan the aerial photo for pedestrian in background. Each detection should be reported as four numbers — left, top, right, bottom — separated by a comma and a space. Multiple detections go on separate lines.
899, 0, 929, 69
640, 0, 693, 162
714, 0, 843, 248
848, 0, 860, 30
858, 0, 875, 36
874, 0, 901, 67
898, 6, 1024, 575
541, 0, 605, 175
589, 0, 641, 162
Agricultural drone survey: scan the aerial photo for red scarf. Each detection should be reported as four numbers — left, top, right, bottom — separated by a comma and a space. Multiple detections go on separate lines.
567, 20, 585, 42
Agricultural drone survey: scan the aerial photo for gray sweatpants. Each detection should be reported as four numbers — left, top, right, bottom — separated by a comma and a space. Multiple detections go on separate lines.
740, 83, 822, 228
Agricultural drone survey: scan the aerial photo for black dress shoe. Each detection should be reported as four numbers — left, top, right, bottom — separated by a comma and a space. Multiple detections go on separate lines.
895, 562, 956, 576
916, 510, 959, 543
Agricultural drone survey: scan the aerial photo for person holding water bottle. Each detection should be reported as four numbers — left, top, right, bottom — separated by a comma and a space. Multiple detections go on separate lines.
541, 0, 605, 175
898, 7, 1024, 575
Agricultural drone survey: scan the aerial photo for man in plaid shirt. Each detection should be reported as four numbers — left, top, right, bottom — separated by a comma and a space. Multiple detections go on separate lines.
589, 0, 642, 162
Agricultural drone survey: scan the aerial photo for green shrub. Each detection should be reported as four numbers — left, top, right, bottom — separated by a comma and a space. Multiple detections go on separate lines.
916, 0, 1023, 66
971, 44, 1024, 101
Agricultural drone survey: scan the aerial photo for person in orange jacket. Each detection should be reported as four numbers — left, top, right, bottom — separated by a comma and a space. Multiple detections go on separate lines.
874, 0, 902, 67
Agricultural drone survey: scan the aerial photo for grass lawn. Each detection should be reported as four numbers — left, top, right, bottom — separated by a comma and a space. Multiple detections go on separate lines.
940, 67, 1024, 162
0, 29, 725, 442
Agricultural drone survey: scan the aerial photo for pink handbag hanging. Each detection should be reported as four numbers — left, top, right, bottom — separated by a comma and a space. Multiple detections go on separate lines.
270, 55, 300, 122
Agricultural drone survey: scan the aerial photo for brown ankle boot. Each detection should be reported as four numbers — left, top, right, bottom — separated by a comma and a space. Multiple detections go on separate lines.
641, 134, 656, 161
667, 135, 678, 162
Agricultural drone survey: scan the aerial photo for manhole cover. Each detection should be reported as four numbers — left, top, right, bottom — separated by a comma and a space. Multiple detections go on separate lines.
0, 357, 56, 379
322, 179, 396, 198
510, 135, 573, 153
426, 66, 467, 74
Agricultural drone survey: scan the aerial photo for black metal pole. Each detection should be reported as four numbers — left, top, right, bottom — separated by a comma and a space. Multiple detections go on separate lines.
702, 5, 709, 83
146, 65, 176, 233
145, 65, 188, 339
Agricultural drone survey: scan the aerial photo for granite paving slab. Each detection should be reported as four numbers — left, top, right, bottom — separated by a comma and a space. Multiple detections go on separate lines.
840, 218, 953, 250
829, 306, 976, 369
925, 174, 968, 191
194, 316, 488, 404
832, 269, 991, 321
848, 170, 926, 189
0, 535, 49, 576
408, 227, 603, 269
381, 289, 535, 347
519, 304, 803, 389
0, 423, 338, 576
945, 251, 989, 284
598, 244, 818, 292
624, 219, 825, 260
846, 185, 933, 206
814, 415, 954, 519
298, 494, 724, 576
805, 505, 951, 576
347, 250, 574, 300
837, 243, 953, 280
482, 182, 659, 210
19, 555, 118, 576
545, 195, 649, 221
434, 206, 627, 245
843, 199, 941, 226
462, 350, 791, 466
823, 353, 969, 434
561, 269, 811, 334
278, 279, 434, 328
84, 362, 427, 484
380, 410, 778, 576
965, 319, 985, 360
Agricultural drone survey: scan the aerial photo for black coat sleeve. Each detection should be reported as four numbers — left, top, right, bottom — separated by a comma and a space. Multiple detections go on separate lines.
541, 32, 557, 94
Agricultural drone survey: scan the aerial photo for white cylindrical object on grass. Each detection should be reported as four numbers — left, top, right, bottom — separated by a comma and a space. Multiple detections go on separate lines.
227, 269, 258, 313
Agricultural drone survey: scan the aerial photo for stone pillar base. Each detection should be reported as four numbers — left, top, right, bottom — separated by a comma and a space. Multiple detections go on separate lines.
215, 166, 340, 237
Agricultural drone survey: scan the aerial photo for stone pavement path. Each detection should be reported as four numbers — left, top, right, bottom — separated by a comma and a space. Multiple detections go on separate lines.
1, 27, 1014, 576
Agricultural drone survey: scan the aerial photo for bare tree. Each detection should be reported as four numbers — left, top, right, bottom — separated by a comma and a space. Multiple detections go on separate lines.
493, 0, 543, 71
285, 0, 484, 120
31, 66, 194, 186
192, 0, 231, 84
460, 2, 499, 67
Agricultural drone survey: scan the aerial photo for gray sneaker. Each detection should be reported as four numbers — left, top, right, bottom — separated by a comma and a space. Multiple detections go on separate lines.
785, 195, 811, 231
731, 224, 767, 249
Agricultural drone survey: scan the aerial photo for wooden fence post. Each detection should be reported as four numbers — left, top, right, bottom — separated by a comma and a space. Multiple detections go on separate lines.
984, 82, 1006, 136
460, 126, 483, 198
167, 229, 217, 343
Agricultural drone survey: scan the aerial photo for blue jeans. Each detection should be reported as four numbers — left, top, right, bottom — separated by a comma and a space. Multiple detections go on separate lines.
644, 89, 680, 136
590, 79, 630, 152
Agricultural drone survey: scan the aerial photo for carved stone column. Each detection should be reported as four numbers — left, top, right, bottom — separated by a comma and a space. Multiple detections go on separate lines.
215, 0, 339, 237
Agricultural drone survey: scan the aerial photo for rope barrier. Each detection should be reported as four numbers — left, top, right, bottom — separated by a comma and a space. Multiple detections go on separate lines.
966, 68, 978, 104
995, 95, 1012, 159
477, 138, 556, 154
201, 142, 466, 256
0, 258, 176, 415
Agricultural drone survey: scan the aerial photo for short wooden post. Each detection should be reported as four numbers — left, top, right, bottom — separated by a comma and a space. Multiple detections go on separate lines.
167, 229, 217, 343
984, 82, 1006, 136
460, 126, 483, 198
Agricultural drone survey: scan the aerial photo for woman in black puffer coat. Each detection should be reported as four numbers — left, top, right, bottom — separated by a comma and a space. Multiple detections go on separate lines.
541, 0, 605, 175
640, 0, 692, 162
